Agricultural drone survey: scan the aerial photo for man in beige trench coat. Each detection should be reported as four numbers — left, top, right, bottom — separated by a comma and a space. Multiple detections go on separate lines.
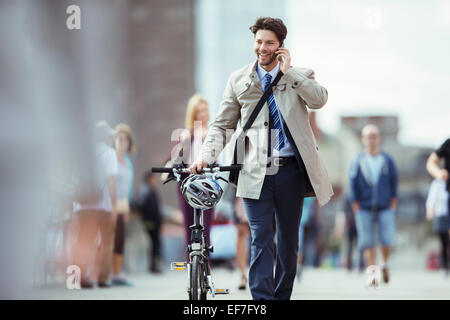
190, 17, 333, 300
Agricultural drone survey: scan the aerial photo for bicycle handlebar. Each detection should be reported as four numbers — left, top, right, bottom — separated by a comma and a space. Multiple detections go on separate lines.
151, 164, 241, 174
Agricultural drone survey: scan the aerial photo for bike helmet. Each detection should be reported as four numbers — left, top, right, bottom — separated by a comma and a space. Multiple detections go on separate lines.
180, 174, 223, 210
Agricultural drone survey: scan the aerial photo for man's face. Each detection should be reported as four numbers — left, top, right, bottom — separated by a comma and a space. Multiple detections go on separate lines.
254, 29, 280, 67
362, 130, 381, 150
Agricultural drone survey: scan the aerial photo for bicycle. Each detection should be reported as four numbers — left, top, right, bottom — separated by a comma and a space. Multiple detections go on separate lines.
151, 164, 241, 300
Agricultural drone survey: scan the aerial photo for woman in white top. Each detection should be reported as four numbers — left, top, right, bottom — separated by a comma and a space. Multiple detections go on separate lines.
72, 120, 118, 288
112, 123, 135, 285
426, 179, 450, 274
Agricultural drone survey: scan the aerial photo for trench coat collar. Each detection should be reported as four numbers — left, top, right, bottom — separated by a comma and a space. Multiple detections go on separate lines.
246, 60, 288, 89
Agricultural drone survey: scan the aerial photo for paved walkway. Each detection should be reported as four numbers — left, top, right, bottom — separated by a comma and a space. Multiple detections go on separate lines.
30, 267, 450, 300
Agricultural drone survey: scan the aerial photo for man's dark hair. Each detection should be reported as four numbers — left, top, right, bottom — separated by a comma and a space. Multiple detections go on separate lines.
249, 17, 288, 46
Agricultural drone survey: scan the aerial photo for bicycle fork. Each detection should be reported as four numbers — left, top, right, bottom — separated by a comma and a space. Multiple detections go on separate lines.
170, 208, 229, 298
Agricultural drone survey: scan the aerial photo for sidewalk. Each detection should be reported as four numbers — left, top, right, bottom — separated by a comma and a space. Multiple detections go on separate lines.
29, 267, 450, 300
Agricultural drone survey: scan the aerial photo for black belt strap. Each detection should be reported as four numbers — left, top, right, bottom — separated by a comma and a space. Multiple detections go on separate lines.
233, 71, 284, 165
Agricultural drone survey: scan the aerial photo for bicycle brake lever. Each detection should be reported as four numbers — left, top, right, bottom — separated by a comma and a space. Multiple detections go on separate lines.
163, 177, 177, 185
216, 176, 229, 184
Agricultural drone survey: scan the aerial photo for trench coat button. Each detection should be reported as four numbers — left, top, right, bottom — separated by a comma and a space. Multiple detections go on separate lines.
294, 81, 299, 86
264, 122, 268, 126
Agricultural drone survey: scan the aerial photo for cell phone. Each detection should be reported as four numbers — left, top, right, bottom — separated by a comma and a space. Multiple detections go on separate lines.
277, 43, 284, 61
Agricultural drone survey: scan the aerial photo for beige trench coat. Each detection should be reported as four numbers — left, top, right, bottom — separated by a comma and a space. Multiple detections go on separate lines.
200, 60, 334, 207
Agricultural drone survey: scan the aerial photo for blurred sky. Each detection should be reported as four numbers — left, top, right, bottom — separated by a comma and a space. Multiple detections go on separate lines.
287, 0, 450, 149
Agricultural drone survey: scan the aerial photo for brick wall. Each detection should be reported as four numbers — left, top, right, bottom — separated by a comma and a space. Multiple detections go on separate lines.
125, 0, 195, 206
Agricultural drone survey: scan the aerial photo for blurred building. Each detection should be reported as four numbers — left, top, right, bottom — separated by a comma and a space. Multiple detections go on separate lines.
195, 0, 288, 117
125, 0, 196, 208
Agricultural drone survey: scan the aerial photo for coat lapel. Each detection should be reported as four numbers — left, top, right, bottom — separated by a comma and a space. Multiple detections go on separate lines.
247, 60, 263, 93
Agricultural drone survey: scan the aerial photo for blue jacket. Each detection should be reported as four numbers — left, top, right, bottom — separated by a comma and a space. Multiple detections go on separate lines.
349, 151, 398, 211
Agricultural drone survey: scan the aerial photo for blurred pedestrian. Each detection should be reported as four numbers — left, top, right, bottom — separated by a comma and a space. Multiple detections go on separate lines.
173, 93, 214, 259
72, 120, 118, 288
426, 178, 449, 276
234, 196, 250, 290
427, 138, 450, 225
111, 123, 135, 286
130, 171, 163, 273
349, 124, 398, 284
342, 195, 365, 272
214, 182, 250, 290
296, 197, 314, 282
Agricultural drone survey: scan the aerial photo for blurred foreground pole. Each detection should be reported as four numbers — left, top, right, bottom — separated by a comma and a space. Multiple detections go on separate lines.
0, 0, 125, 298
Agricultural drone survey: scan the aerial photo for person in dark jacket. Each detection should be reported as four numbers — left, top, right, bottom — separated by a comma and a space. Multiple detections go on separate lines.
349, 124, 398, 284
130, 171, 163, 273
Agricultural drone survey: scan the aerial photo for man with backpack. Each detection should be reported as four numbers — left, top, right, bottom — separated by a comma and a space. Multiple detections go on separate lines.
72, 120, 118, 288
349, 124, 398, 284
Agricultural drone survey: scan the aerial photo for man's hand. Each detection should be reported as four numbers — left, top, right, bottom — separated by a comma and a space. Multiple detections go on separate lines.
110, 207, 118, 224
275, 47, 291, 73
390, 198, 398, 211
426, 208, 435, 221
352, 202, 360, 214
426, 152, 447, 180
189, 160, 208, 174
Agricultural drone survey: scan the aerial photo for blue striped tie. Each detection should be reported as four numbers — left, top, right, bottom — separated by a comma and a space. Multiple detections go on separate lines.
263, 73, 285, 150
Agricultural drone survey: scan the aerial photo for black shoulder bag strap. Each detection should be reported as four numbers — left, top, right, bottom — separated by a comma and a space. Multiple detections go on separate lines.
229, 70, 284, 185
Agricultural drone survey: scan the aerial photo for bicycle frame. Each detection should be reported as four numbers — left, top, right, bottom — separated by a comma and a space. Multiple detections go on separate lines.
152, 164, 240, 299
187, 208, 212, 300
190, 208, 204, 245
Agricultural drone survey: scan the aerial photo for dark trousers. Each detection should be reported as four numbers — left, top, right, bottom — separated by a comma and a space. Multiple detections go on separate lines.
144, 220, 162, 270
346, 226, 365, 271
243, 160, 306, 300
438, 232, 450, 270
113, 214, 125, 255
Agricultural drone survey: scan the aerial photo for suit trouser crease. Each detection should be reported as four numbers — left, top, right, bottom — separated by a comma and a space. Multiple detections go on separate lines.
244, 161, 306, 300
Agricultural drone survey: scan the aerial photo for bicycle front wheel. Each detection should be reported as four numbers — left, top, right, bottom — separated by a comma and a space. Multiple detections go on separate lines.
190, 255, 207, 300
